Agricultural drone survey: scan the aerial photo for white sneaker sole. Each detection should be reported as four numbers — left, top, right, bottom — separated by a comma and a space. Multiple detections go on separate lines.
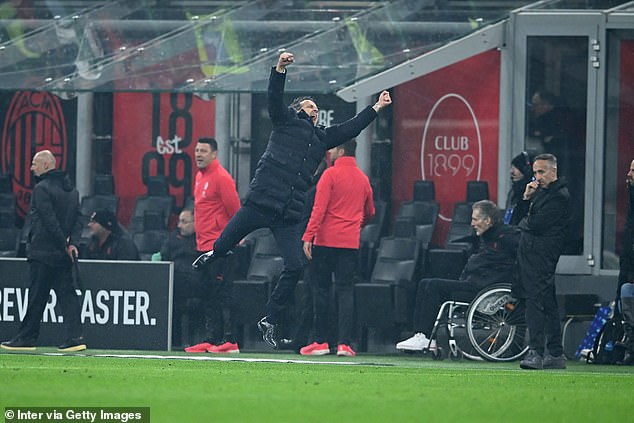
301, 349, 330, 356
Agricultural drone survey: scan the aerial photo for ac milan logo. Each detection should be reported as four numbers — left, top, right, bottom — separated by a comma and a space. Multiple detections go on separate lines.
1, 92, 68, 218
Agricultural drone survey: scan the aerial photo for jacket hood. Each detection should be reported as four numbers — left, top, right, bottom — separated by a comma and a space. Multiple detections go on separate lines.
39, 169, 74, 191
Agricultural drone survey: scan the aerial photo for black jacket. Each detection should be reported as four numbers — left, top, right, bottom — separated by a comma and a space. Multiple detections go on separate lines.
516, 179, 571, 288
244, 68, 378, 222
27, 169, 81, 266
86, 232, 140, 261
459, 223, 520, 288
505, 175, 532, 225
619, 185, 634, 288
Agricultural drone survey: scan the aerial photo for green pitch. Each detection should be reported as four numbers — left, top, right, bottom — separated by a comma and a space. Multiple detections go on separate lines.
2, 349, 633, 422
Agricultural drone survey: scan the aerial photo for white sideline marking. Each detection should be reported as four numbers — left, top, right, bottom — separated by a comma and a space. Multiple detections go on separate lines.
45, 352, 373, 365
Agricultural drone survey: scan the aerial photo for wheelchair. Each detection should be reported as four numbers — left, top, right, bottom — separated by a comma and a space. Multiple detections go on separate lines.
424, 283, 529, 362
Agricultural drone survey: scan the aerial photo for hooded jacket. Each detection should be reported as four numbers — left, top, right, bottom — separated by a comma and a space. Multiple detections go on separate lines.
244, 67, 378, 223
27, 169, 81, 266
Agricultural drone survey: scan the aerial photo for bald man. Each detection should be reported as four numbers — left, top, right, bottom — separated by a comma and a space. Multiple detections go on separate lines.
1, 150, 85, 352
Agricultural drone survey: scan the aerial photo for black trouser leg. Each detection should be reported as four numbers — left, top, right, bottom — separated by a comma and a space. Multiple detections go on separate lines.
266, 221, 305, 324
311, 247, 332, 344
414, 278, 480, 337
200, 258, 228, 344
621, 296, 634, 352
333, 249, 357, 346
52, 265, 83, 341
543, 283, 563, 356
17, 262, 55, 341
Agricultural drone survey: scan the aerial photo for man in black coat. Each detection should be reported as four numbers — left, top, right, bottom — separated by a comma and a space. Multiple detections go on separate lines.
617, 158, 634, 365
1, 150, 84, 352
192, 51, 392, 347
515, 153, 571, 370
396, 200, 520, 352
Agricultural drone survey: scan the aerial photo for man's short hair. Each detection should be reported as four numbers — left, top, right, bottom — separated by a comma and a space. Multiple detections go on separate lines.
472, 200, 501, 226
338, 139, 357, 157
534, 153, 557, 168
198, 137, 218, 151
290, 96, 317, 112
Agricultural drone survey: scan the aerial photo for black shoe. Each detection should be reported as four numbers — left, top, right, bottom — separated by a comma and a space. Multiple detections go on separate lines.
617, 351, 634, 365
58, 337, 87, 352
192, 250, 216, 271
520, 349, 543, 370
257, 317, 278, 348
543, 353, 566, 369
1, 337, 37, 351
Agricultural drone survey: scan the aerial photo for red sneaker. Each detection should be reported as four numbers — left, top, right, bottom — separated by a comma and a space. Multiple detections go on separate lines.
300, 342, 330, 356
337, 344, 356, 357
207, 342, 240, 354
184, 342, 213, 353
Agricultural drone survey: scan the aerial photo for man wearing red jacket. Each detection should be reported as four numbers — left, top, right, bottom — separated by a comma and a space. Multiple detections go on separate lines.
300, 139, 375, 357
186, 138, 241, 354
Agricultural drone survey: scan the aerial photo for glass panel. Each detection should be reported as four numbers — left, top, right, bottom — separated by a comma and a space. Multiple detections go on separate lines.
0, 0, 537, 93
526, 0, 626, 9
603, 30, 634, 269
524, 36, 587, 255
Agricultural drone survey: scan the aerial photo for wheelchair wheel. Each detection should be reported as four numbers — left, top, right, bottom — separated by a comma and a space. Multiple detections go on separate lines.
466, 284, 529, 362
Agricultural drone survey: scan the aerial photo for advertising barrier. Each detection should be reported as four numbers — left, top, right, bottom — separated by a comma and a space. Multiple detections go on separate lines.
0, 258, 173, 351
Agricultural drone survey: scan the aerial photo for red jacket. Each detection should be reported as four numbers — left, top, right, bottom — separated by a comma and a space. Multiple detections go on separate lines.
194, 160, 241, 251
302, 156, 374, 249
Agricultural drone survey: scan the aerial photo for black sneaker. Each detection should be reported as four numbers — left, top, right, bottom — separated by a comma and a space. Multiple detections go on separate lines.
617, 351, 634, 365
192, 250, 216, 271
1, 338, 37, 351
519, 349, 543, 370
257, 317, 278, 348
543, 353, 566, 369
58, 337, 87, 352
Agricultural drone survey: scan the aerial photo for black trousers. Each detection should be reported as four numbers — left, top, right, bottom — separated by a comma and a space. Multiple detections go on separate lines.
17, 260, 82, 343
198, 255, 236, 344
523, 276, 563, 357
311, 246, 357, 346
214, 203, 305, 324
413, 278, 484, 337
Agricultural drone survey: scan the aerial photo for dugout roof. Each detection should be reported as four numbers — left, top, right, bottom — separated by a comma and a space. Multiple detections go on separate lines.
0, 0, 631, 97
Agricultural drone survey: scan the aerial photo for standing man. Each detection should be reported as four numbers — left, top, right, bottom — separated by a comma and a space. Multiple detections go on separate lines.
192, 52, 392, 348
188, 137, 241, 354
617, 159, 634, 365
1, 150, 85, 352
515, 153, 571, 370
84, 209, 139, 260
300, 140, 374, 357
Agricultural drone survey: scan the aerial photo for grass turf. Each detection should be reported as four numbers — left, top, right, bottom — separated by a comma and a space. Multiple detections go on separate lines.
1, 349, 633, 422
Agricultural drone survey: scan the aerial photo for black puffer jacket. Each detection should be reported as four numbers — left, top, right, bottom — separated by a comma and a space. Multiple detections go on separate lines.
619, 185, 634, 289
27, 169, 81, 266
244, 68, 377, 222
459, 223, 520, 288
516, 179, 571, 288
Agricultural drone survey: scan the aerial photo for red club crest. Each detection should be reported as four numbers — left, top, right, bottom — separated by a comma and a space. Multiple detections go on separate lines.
1, 92, 68, 218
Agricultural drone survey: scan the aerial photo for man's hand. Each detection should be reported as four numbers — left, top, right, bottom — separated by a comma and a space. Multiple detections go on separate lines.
523, 180, 539, 200
276, 52, 294, 73
303, 241, 313, 260
67, 245, 78, 261
372, 90, 392, 112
